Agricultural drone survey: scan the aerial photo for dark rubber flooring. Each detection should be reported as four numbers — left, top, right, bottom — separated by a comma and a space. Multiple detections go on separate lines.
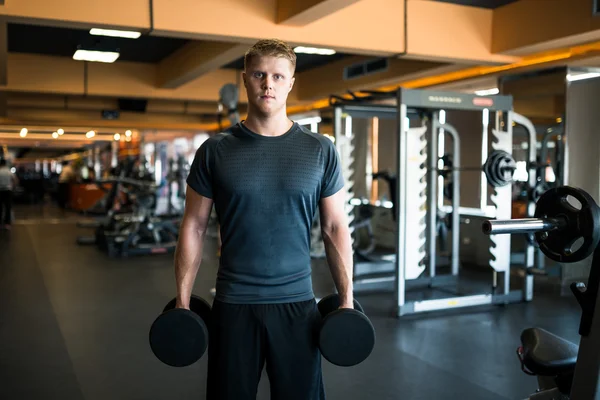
0, 206, 583, 400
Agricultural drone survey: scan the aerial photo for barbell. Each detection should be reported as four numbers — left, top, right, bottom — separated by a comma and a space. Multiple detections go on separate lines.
482, 186, 600, 263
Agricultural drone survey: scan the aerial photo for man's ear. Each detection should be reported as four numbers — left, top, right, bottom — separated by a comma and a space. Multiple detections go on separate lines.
289, 76, 295, 93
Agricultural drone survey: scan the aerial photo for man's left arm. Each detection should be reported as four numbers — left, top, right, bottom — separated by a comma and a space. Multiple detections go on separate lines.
320, 189, 354, 309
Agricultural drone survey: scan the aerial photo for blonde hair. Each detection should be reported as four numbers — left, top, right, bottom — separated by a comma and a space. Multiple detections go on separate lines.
244, 39, 297, 74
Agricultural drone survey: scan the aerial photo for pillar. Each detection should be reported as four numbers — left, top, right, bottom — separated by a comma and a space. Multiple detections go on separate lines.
562, 69, 600, 290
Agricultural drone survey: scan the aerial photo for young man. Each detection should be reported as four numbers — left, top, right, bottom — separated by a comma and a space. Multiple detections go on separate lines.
174, 39, 354, 400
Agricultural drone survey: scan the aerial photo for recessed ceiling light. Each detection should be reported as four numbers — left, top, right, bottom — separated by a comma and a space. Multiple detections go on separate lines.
293, 46, 336, 56
73, 49, 120, 63
90, 28, 141, 39
57, 128, 64, 135
20, 128, 27, 137
52, 132, 59, 139
114, 133, 121, 141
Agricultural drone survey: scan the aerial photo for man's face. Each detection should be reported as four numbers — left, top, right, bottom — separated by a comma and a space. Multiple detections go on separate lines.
243, 55, 295, 116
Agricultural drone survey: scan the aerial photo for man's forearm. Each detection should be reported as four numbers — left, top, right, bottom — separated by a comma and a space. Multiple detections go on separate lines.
322, 223, 354, 306
174, 226, 206, 308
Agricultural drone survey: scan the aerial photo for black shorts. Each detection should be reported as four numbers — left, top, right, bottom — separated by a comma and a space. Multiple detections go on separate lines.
206, 298, 325, 400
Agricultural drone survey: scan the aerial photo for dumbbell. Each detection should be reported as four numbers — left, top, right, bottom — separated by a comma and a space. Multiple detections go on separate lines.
317, 294, 375, 367
149, 294, 211, 367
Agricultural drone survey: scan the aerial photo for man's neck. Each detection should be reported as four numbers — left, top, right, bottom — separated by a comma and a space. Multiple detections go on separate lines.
243, 109, 293, 137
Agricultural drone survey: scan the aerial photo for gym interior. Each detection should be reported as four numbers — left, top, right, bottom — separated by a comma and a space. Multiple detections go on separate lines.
0, 1, 599, 399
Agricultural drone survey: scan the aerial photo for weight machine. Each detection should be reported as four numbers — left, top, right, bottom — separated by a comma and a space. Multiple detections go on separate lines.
331, 88, 541, 317
483, 186, 600, 400
77, 176, 180, 257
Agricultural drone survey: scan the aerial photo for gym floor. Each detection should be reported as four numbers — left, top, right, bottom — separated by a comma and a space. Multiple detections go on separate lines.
0, 205, 583, 400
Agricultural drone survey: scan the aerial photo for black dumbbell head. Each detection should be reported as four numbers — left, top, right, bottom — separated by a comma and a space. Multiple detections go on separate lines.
317, 294, 375, 367
319, 309, 375, 367
149, 295, 211, 367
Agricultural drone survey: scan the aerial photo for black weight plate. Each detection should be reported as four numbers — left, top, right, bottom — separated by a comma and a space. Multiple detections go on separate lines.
149, 308, 208, 367
485, 150, 516, 188
317, 294, 364, 317
319, 309, 375, 367
484, 151, 502, 187
534, 186, 600, 263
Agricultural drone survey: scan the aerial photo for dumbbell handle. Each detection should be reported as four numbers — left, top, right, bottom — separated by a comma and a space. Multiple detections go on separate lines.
482, 217, 566, 235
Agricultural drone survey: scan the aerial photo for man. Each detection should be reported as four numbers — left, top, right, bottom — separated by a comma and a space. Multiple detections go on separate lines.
0, 159, 18, 229
174, 38, 354, 400
57, 160, 76, 209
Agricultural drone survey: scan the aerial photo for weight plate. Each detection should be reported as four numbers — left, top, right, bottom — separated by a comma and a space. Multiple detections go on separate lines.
534, 186, 600, 262
495, 151, 515, 187
484, 150, 516, 188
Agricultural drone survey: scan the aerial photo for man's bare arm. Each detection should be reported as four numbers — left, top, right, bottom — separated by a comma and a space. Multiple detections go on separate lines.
175, 186, 214, 309
320, 189, 354, 308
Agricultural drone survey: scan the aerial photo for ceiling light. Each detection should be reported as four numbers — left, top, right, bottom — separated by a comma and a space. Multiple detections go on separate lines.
52, 132, 59, 139
89, 28, 141, 39
125, 136, 132, 142
295, 116, 322, 125
474, 88, 499, 96
86, 130, 96, 138
20, 128, 27, 137
293, 46, 336, 56
125, 130, 132, 137
114, 133, 121, 141
57, 128, 64, 135
73, 49, 120, 63
566, 72, 600, 82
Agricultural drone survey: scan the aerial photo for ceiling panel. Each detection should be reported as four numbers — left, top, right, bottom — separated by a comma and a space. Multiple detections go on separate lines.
8, 23, 188, 63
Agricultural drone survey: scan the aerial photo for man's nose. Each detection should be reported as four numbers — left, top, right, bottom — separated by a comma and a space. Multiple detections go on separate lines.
262, 76, 273, 89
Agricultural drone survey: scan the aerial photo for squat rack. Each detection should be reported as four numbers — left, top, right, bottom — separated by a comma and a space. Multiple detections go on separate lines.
331, 87, 538, 317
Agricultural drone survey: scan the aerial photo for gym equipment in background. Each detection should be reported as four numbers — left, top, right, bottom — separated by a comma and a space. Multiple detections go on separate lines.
329, 87, 537, 317
219, 83, 240, 128
77, 176, 181, 257
483, 186, 600, 400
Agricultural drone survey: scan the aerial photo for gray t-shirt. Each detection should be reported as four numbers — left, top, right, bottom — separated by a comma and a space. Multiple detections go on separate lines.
187, 122, 344, 304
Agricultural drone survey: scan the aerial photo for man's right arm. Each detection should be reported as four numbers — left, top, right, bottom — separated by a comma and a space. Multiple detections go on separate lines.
174, 186, 214, 309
